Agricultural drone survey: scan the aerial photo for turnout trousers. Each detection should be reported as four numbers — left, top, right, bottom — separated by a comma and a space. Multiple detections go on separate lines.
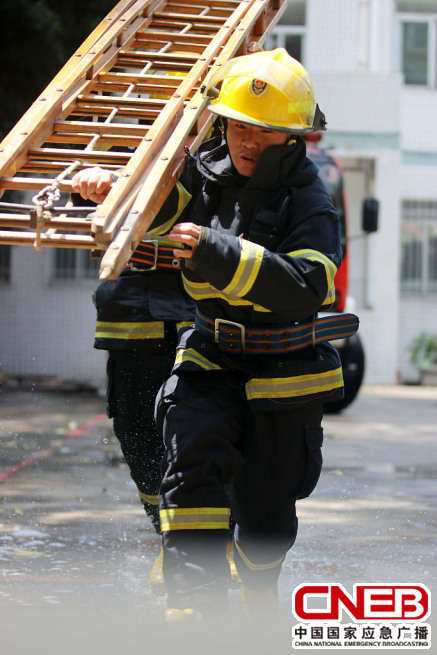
156, 369, 324, 613
106, 325, 178, 533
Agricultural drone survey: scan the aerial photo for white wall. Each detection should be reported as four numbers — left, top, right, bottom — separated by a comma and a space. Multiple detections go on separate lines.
336, 148, 402, 385
306, 0, 362, 72
400, 87, 437, 152
311, 71, 402, 135
362, 149, 402, 384
306, 0, 395, 74
0, 246, 106, 388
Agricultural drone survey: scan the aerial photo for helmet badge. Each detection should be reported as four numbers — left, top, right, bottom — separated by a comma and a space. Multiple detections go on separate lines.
248, 79, 268, 97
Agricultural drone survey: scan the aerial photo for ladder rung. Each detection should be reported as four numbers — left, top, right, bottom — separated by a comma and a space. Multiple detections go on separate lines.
0, 230, 96, 248
21, 162, 121, 174
54, 120, 150, 136
154, 12, 226, 24
0, 214, 92, 231
70, 105, 162, 120
47, 133, 143, 149
76, 94, 169, 109
28, 147, 132, 163
136, 30, 212, 45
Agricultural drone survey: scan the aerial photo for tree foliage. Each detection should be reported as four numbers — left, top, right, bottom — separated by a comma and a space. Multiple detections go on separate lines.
0, 0, 116, 139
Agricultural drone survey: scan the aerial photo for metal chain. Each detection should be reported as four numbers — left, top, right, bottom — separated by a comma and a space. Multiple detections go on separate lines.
32, 160, 81, 211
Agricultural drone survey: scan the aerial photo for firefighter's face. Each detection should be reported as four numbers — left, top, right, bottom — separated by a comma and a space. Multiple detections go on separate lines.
226, 119, 289, 177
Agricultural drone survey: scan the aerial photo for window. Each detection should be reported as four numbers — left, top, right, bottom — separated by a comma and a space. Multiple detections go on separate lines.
52, 248, 100, 281
266, 0, 306, 62
267, 28, 305, 62
402, 21, 429, 83
0, 245, 11, 282
401, 200, 437, 293
397, 13, 437, 86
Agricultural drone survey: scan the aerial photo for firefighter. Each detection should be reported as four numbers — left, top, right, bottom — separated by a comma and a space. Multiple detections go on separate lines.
71, 142, 239, 588
150, 48, 352, 621
70, 167, 196, 586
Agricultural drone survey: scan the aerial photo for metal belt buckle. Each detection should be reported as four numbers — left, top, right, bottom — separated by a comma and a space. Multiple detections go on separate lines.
214, 318, 246, 354
130, 239, 158, 272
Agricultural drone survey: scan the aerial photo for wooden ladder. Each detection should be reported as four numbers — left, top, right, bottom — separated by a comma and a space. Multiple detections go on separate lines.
0, 0, 289, 280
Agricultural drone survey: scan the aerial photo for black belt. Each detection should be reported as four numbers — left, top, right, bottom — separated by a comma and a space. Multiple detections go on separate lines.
128, 239, 181, 271
195, 309, 359, 355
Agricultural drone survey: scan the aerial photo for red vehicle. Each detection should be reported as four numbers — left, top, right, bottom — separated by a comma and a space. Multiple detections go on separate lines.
305, 134, 378, 412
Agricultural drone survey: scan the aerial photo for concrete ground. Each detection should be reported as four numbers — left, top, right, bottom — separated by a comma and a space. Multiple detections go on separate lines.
0, 382, 436, 654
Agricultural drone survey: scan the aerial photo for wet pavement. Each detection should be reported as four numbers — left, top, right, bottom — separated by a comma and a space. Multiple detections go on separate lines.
0, 383, 436, 654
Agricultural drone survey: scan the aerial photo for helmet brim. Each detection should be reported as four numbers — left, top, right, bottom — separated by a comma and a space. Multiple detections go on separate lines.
207, 102, 324, 135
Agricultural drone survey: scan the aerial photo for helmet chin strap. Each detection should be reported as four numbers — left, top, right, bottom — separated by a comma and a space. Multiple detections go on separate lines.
221, 116, 228, 138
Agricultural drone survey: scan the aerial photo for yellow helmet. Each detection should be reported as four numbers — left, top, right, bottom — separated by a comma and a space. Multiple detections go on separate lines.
202, 48, 326, 134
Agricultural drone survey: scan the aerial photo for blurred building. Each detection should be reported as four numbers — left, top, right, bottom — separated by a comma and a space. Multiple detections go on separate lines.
0, 0, 436, 389
269, 0, 437, 384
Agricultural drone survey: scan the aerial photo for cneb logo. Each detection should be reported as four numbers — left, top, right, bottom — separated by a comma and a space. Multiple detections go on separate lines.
293, 583, 430, 622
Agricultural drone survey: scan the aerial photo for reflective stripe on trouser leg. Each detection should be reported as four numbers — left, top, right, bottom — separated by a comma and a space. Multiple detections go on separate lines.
160, 507, 230, 531
139, 491, 160, 533
232, 516, 297, 592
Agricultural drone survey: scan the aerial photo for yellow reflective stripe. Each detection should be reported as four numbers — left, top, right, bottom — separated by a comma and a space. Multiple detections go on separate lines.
95, 321, 165, 340
245, 367, 344, 400
321, 292, 336, 306
174, 347, 222, 371
182, 274, 270, 313
139, 492, 159, 506
287, 249, 338, 305
234, 540, 285, 571
147, 181, 192, 236
176, 321, 194, 330
222, 240, 264, 298
160, 507, 230, 531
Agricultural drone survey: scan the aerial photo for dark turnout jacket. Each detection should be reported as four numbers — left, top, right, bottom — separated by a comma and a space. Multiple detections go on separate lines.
95, 135, 344, 407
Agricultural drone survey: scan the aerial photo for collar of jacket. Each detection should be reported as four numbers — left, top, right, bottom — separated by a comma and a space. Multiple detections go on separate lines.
196, 135, 319, 191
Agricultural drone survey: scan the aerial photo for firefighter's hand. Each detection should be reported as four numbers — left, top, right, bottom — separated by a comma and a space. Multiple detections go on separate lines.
71, 167, 113, 204
168, 222, 201, 259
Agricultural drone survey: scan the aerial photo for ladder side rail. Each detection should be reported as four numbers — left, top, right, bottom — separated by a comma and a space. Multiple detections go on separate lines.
98, 0, 285, 279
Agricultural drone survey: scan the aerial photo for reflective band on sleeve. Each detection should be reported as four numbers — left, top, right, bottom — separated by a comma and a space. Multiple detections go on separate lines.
146, 181, 192, 236
234, 540, 285, 571
222, 239, 264, 298
176, 321, 195, 331
245, 367, 344, 400
95, 321, 165, 340
160, 507, 230, 531
182, 274, 270, 312
287, 249, 338, 305
174, 347, 222, 371
139, 492, 159, 506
